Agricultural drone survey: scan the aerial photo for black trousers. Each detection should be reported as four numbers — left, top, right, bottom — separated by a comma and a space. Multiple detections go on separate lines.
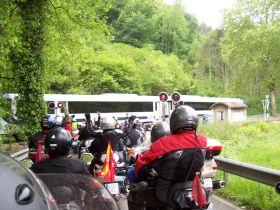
127, 187, 167, 210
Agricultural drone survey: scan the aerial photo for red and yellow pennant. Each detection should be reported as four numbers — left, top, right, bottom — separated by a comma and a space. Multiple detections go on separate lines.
96, 141, 116, 182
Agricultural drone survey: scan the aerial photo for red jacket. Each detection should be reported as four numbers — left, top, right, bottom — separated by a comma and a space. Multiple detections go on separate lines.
65, 122, 72, 134
135, 130, 207, 203
135, 130, 207, 179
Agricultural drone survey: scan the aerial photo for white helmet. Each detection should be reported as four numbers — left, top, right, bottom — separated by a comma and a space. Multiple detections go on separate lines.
55, 115, 63, 125
101, 117, 114, 131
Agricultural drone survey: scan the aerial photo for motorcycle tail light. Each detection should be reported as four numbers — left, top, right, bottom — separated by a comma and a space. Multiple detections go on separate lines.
210, 166, 218, 171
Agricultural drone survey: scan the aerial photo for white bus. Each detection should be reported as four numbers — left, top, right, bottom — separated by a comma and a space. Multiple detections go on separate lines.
45, 93, 160, 123
3, 93, 245, 124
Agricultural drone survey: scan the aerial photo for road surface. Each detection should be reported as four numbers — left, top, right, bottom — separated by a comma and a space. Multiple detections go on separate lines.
117, 194, 243, 210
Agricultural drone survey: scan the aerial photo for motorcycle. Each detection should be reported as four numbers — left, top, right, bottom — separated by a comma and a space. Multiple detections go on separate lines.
98, 151, 128, 200
82, 142, 129, 201
78, 137, 95, 158
38, 173, 119, 210
128, 138, 224, 210
202, 138, 225, 198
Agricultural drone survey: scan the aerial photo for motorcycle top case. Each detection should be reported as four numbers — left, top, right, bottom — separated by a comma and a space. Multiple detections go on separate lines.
205, 138, 222, 159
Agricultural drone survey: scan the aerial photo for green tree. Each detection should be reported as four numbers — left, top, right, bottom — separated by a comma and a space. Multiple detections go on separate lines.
1, 0, 112, 132
77, 43, 195, 95
190, 29, 228, 97
114, 0, 156, 47
0, 1, 22, 93
9, 0, 47, 132
43, 0, 111, 94
153, 1, 191, 58
222, 0, 280, 116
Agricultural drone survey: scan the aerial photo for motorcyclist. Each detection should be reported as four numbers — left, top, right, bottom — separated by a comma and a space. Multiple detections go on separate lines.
88, 117, 124, 175
127, 105, 207, 210
150, 121, 171, 143
127, 121, 171, 180
62, 114, 72, 134
124, 121, 144, 147
95, 111, 102, 128
77, 113, 98, 158
125, 115, 136, 131
31, 127, 90, 175
78, 113, 97, 141
28, 116, 50, 151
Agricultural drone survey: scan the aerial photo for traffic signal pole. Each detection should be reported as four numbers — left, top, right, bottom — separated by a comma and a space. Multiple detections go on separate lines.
158, 92, 181, 121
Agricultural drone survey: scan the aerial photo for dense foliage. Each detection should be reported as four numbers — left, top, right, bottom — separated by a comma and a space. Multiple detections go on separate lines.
1, 0, 280, 127
221, 0, 280, 116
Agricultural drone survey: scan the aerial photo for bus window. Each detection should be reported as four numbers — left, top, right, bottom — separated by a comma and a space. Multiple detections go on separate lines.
183, 102, 213, 110
68, 102, 153, 113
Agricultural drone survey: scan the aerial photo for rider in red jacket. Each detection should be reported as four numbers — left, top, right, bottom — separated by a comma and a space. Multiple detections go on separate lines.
128, 105, 207, 210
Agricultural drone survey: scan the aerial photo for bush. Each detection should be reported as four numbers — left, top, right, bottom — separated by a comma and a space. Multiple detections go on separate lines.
3, 124, 28, 144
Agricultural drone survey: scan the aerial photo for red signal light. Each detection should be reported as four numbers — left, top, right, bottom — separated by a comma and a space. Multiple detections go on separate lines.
171, 92, 181, 102
159, 92, 168, 102
48, 102, 55, 109
57, 101, 64, 109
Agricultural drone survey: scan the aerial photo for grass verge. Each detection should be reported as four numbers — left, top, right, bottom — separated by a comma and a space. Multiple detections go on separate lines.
198, 122, 280, 210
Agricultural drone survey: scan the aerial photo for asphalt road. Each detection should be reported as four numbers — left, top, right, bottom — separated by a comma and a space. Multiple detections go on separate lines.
210, 194, 243, 210
116, 194, 243, 210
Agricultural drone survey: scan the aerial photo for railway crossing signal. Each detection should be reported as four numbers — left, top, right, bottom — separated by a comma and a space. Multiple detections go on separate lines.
159, 92, 168, 102
57, 101, 64, 109
48, 101, 64, 109
48, 102, 55, 109
171, 92, 181, 103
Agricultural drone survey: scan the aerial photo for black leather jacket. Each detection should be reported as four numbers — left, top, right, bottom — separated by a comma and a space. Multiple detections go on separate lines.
31, 156, 90, 175
88, 130, 124, 163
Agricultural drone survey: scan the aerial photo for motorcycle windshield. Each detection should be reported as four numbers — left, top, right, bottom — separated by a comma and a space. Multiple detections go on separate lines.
38, 173, 119, 210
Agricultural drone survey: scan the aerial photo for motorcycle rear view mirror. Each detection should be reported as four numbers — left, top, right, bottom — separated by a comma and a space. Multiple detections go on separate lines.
81, 153, 94, 164
20, 159, 33, 168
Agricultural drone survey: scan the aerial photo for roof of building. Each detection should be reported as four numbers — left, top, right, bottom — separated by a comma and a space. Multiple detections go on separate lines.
210, 102, 247, 109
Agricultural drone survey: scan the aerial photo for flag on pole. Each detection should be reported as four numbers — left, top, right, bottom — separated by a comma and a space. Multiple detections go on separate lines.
36, 140, 44, 163
96, 141, 116, 182
192, 175, 207, 208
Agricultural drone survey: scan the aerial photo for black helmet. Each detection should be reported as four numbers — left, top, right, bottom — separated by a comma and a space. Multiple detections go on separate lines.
151, 122, 171, 143
170, 105, 198, 134
41, 116, 50, 130
45, 127, 71, 157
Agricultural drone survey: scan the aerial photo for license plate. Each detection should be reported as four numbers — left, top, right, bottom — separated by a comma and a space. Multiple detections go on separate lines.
203, 178, 213, 189
105, 182, 119, 195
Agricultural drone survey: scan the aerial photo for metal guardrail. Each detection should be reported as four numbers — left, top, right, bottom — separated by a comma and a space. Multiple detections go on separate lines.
214, 156, 280, 193
10, 148, 29, 162
10, 149, 280, 193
